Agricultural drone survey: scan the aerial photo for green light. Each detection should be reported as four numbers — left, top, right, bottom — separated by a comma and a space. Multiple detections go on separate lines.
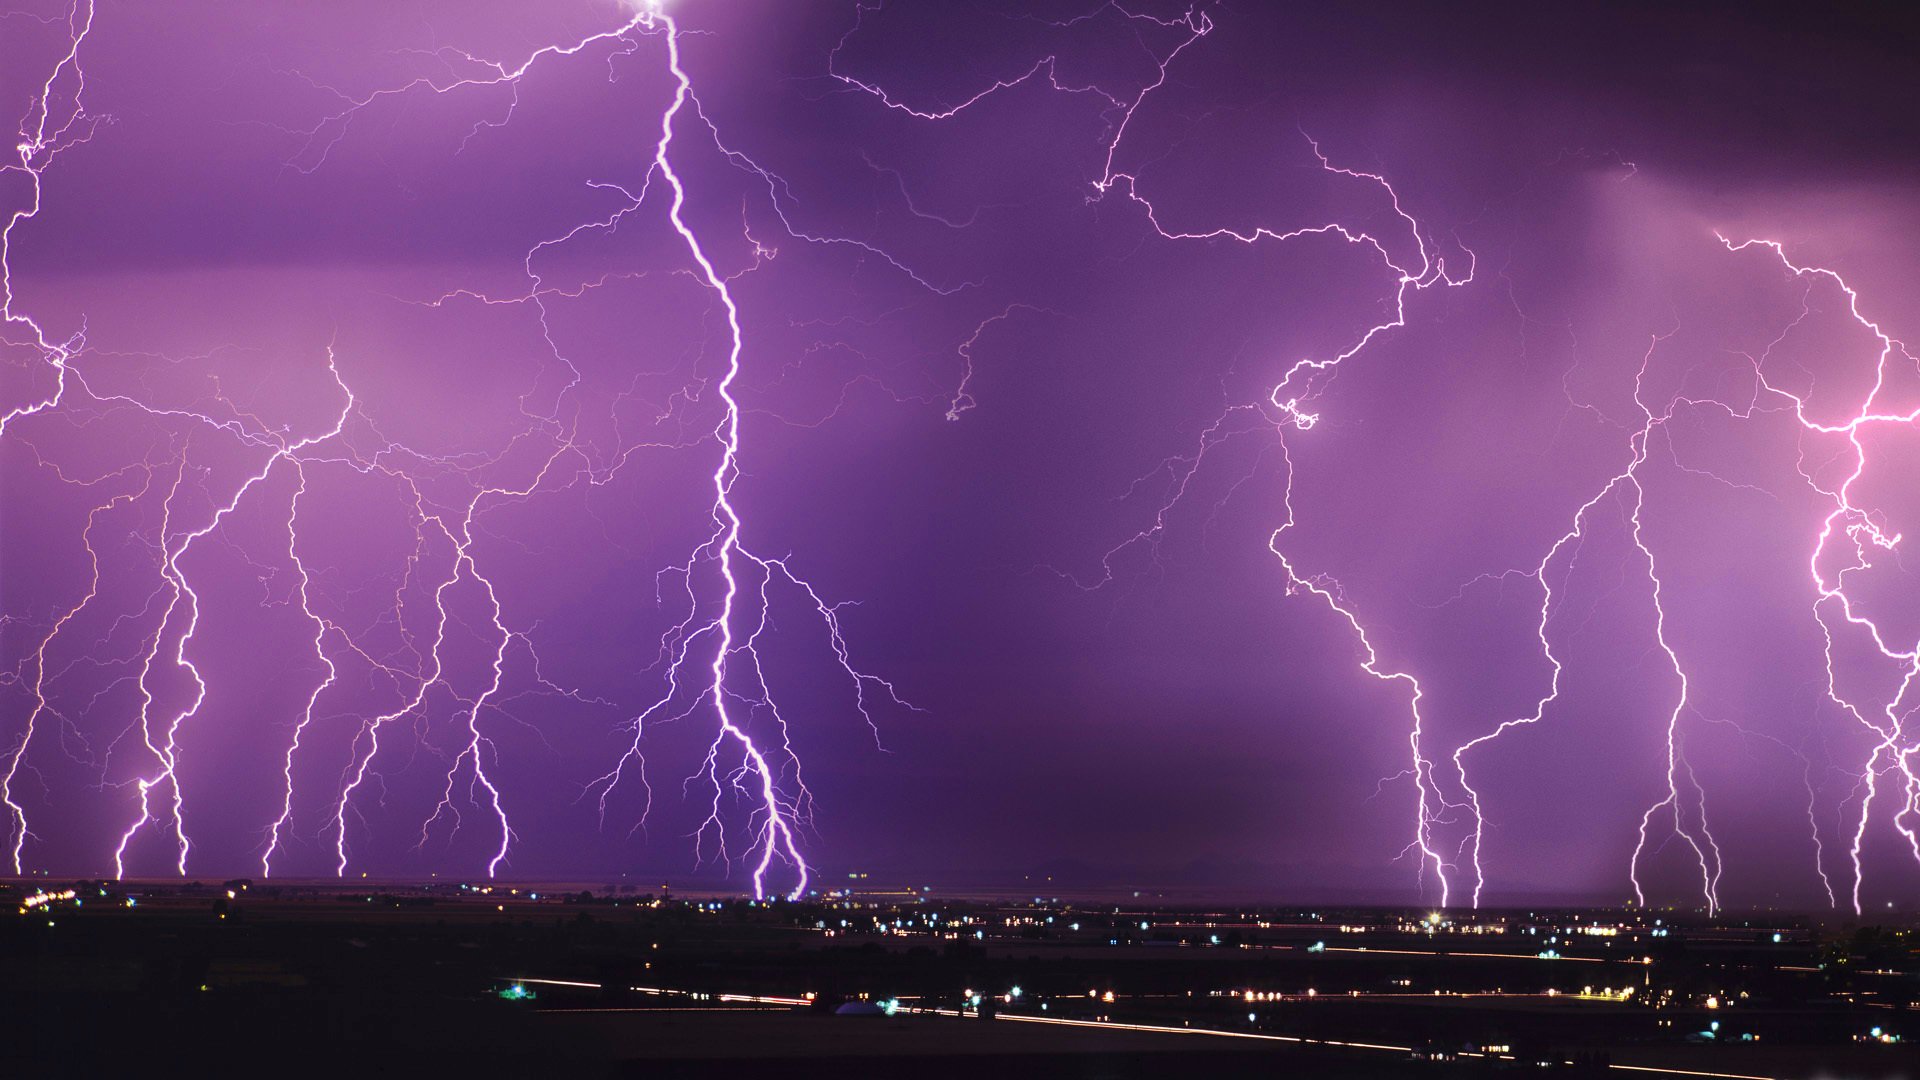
499, 983, 537, 1001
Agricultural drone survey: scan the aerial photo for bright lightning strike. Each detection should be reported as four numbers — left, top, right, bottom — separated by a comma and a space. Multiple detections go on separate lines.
824, 1, 1917, 912
6, 0, 1916, 914
5, 1, 921, 893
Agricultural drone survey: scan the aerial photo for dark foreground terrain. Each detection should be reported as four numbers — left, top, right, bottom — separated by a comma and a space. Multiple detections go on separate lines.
3, 879, 1914, 1078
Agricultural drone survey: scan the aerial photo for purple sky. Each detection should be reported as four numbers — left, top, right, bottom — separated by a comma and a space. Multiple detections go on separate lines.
5, 0, 1920, 910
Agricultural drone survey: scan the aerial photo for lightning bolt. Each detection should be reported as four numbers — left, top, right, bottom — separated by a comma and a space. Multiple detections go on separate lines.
8, 0, 924, 889
829, 1, 1913, 912
829, 0, 1478, 903
296, 2, 924, 889
1710, 235, 1920, 914
3, 456, 153, 871
1, 0, 95, 438
580, 3, 920, 901
4, 0, 103, 869
1450, 329, 1726, 913
10, 0, 1915, 913
113, 352, 355, 878
1455, 233, 1918, 915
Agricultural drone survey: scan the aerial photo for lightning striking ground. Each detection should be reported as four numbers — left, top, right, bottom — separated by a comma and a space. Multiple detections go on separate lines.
5, 0, 921, 891
5, 0, 1918, 912
824, 1, 1917, 911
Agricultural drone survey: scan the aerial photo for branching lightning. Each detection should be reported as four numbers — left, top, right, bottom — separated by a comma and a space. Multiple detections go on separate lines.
828, 1, 1476, 903
824, 0, 1918, 911
5, 0, 923, 893
6, 0, 1917, 913
578, 5, 919, 899
1710, 236, 1920, 913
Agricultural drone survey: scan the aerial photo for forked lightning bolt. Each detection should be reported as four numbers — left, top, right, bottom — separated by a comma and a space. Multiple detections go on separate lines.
828, 1, 1918, 910
7, 0, 1918, 910
582, 4, 918, 899
830, 2, 1474, 903
5, 0, 920, 892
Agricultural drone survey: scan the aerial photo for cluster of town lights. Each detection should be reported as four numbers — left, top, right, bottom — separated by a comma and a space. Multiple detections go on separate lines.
19, 887, 76, 911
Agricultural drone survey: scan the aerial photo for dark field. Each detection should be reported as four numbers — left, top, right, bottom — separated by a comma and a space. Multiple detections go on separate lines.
3, 880, 1914, 1078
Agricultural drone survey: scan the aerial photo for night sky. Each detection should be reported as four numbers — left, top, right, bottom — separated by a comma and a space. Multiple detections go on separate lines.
5, 0, 1920, 910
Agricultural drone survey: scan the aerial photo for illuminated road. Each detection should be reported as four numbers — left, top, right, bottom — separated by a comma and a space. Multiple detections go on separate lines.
505, 975, 1787, 1080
